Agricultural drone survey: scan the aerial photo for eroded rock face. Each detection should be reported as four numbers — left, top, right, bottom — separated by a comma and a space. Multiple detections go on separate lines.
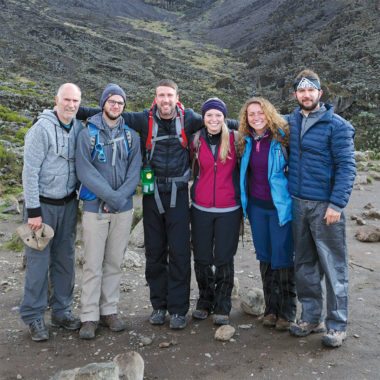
240, 288, 265, 316
355, 226, 380, 242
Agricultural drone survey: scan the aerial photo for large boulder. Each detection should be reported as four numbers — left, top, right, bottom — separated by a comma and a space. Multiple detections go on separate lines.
51, 362, 119, 380
129, 219, 144, 248
240, 288, 265, 316
113, 351, 144, 380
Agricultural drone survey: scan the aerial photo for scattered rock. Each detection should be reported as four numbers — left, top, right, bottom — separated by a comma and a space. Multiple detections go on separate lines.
356, 218, 366, 226
350, 215, 358, 220
355, 226, 380, 242
129, 219, 144, 248
2, 197, 21, 214
113, 351, 144, 380
362, 209, 380, 219
355, 175, 369, 185
123, 250, 143, 268
240, 288, 265, 316
159, 341, 177, 348
139, 335, 153, 346
238, 324, 252, 329
215, 325, 235, 341
364, 203, 374, 210
369, 171, 380, 180
355, 151, 369, 162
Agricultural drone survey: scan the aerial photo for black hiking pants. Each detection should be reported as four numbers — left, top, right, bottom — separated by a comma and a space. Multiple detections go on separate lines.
191, 206, 241, 315
143, 189, 191, 316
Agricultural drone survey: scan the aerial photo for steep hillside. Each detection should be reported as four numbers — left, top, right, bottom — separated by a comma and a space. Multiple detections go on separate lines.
0, 0, 247, 111
185, 0, 380, 149
0, 0, 379, 194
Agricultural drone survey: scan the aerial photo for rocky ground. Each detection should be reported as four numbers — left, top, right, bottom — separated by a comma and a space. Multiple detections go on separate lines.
0, 171, 379, 379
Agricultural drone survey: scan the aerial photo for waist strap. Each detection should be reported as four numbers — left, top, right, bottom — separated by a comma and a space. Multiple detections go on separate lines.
40, 191, 76, 206
154, 169, 190, 214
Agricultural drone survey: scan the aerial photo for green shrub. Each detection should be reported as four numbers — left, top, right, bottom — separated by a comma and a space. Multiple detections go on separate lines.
0, 105, 30, 123
4, 234, 24, 252
15, 126, 31, 143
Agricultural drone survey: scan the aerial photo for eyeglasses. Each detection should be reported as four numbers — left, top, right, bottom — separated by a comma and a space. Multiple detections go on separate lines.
107, 99, 125, 107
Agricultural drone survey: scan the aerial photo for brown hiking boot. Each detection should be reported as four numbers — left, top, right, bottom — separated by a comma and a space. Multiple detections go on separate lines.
99, 314, 126, 332
79, 321, 98, 340
275, 318, 291, 331
262, 313, 277, 327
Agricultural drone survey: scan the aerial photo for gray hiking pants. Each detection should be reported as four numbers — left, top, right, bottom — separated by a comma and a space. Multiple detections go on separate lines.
292, 198, 348, 331
20, 199, 78, 324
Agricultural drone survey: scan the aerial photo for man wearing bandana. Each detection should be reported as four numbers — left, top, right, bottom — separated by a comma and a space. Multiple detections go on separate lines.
286, 69, 356, 347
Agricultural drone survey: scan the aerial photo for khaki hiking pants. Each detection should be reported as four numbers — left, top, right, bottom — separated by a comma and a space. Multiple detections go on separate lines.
80, 210, 133, 322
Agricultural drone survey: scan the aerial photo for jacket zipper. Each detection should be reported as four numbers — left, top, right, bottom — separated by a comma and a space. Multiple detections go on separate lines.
213, 161, 217, 207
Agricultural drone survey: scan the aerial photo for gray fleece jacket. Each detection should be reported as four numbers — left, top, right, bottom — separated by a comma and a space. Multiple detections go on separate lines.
22, 110, 83, 216
75, 113, 141, 213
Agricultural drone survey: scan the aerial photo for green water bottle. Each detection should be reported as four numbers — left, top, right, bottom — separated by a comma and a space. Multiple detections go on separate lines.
141, 166, 155, 195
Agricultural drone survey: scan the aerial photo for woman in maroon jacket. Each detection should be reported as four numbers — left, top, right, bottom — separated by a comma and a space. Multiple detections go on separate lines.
190, 98, 241, 325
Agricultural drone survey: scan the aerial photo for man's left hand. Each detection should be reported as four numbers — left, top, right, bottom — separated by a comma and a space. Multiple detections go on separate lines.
324, 207, 341, 225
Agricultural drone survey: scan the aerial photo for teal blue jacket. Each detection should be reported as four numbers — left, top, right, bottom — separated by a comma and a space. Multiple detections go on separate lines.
240, 134, 292, 226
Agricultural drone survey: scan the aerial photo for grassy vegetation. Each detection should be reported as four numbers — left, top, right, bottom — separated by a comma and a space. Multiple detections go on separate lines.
0, 105, 30, 124
3, 233, 24, 252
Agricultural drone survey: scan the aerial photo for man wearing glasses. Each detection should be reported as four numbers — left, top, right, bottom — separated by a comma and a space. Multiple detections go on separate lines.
75, 84, 141, 339
21, 83, 83, 341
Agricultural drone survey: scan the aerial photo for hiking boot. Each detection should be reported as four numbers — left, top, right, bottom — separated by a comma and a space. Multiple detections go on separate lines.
192, 309, 209, 320
149, 309, 167, 325
169, 314, 187, 329
213, 314, 230, 326
29, 318, 49, 342
100, 314, 126, 332
262, 313, 277, 327
79, 321, 98, 340
275, 318, 291, 331
290, 320, 326, 337
322, 329, 347, 348
51, 312, 81, 330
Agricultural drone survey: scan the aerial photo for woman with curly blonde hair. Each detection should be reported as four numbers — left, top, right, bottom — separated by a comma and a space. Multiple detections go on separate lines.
239, 97, 296, 331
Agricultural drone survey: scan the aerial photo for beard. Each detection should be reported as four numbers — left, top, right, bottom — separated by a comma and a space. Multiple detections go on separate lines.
297, 97, 320, 112
104, 109, 122, 121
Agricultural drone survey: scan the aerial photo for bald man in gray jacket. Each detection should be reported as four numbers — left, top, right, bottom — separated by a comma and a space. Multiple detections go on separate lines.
21, 83, 83, 341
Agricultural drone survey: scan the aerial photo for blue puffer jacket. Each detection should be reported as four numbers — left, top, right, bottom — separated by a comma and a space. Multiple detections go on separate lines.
240, 134, 292, 226
287, 104, 356, 208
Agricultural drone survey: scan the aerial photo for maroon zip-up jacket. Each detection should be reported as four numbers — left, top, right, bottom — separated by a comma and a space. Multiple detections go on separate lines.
190, 129, 240, 208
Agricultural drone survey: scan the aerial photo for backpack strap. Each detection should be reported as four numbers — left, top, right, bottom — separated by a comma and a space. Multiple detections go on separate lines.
145, 101, 187, 162
87, 123, 102, 161
232, 130, 240, 157
191, 130, 202, 179
123, 124, 132, 153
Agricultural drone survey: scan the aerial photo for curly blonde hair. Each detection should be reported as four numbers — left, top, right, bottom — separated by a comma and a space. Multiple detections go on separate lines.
238, 97, 289, 155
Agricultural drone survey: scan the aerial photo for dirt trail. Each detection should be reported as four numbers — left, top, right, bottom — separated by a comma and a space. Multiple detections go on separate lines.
0, 181, 379, 380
